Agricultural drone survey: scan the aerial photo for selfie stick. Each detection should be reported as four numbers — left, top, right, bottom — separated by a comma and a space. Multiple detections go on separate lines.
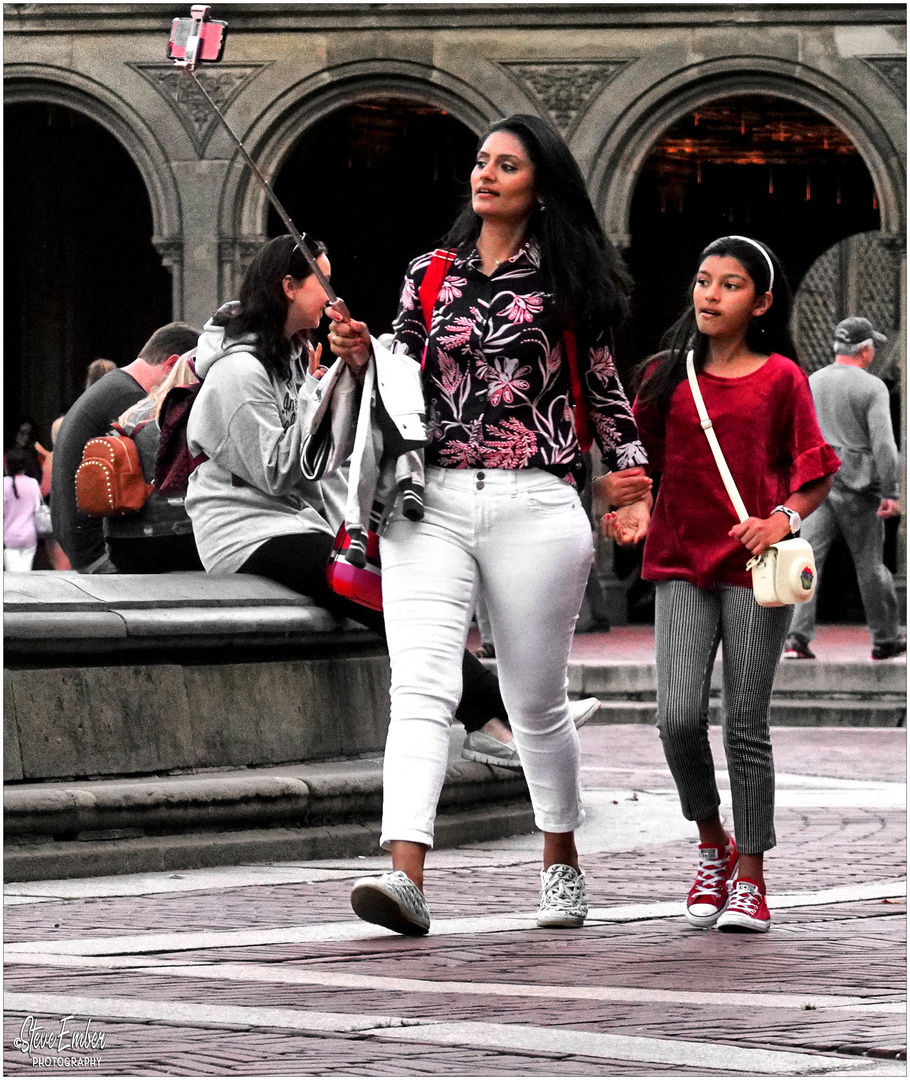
170, 5, 350, 320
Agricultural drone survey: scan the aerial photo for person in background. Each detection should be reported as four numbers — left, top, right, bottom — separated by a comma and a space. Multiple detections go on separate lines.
330, 113, 646, 936
104, 353, 204, 574
4, 447, 42, 571
51, 322, 200, 573
50, 359, 118, 452
620, 235, 839, 933
784, 316, 904, 661
5, 417, 48, 483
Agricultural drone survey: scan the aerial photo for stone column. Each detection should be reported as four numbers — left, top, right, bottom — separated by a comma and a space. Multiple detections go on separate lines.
169, 160, 231, 326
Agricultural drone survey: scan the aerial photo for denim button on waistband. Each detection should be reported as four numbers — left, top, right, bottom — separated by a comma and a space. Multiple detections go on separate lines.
476, 471, 485, 479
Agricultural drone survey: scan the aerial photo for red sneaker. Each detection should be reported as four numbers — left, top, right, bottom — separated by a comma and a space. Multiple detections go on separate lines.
716, 878, 771, 933
685, 837, 738, 928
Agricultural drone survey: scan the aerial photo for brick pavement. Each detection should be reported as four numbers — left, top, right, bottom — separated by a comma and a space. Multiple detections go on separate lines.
5, 725, 905, 1077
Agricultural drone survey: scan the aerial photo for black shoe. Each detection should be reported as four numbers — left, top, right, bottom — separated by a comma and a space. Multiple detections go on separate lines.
782, 635, 815, 659
871, 639, 906, 660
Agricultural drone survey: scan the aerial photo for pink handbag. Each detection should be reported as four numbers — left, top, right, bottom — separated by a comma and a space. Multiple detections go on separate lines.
325, 524, 383, 612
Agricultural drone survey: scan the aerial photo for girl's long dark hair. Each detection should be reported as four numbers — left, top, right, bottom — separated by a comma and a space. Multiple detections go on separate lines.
219, 234, 327, 381
636, 235, 797, 415
5, 446, 30, 499
443, 113, 632, 335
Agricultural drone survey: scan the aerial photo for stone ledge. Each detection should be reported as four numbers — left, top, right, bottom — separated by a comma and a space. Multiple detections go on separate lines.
4, 571, 366, 657
3, 743, 533, 881
4, 571, 323, 611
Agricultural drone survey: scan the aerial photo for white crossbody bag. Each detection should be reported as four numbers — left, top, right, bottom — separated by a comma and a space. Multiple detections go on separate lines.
685, 351, 816, 607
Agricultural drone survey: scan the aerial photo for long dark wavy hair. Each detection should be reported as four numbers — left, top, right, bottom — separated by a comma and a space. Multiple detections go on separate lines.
217, 234, 327, 381
636, 235, 797, 415
443, 113, 632, 335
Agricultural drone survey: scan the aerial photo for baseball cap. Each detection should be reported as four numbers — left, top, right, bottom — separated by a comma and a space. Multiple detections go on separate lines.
833, 316, 887, 349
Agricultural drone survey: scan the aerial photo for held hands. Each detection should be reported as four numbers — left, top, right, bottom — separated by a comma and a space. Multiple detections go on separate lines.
729, 514, 791, 556
594, 466, 652, 508
326, 305, 372, 378
602, 499, 650, 546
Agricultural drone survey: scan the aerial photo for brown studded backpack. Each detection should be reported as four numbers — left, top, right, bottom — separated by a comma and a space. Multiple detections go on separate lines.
74, 429, 154, 517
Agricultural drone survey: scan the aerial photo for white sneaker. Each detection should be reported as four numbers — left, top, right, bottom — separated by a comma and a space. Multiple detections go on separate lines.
537, 863, 588, 928
350, 870, 431, 935
461, 730, 522, 769
570, 697, 600, 728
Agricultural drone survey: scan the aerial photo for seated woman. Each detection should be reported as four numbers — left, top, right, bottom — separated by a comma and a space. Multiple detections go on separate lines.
184, 235, 591, 756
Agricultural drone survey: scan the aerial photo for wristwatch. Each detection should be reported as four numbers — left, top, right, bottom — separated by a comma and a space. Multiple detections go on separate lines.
772, 505, 801, 535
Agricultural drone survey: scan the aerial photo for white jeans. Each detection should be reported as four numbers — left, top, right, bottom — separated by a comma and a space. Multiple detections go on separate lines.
4, 545, 37, 571
379, 466, 593, 848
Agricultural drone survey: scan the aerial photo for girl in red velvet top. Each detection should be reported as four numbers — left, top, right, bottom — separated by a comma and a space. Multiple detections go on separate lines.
607, 236, 839, 933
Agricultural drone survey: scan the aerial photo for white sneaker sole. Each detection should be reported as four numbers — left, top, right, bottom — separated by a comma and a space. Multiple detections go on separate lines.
461, 747, 522, 769
685, 901, 728, 928
350, 880, 430, 936
537, 910, 586, 928
716, 911, 771, 933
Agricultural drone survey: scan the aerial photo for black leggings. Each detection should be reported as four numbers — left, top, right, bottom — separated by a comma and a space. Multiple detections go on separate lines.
238, 532, 507, 734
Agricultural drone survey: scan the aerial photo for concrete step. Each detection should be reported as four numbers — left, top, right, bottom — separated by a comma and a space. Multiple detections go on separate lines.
3, 732, 533, 882
591, 699, 906, 727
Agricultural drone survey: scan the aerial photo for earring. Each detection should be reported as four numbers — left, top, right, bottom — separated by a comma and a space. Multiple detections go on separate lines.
537, 198, 546, 210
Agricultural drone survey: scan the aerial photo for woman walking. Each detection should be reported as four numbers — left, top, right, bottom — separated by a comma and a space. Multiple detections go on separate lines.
185, 234, 534, 772
330, 113, 647, 935
616, 235, 839, 933
4, 448, 43, 571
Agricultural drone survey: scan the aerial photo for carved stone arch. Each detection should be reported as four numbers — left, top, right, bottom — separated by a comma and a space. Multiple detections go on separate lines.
589, 58, 905, 249
4, 65, 183, 245
219, 59, 500, 246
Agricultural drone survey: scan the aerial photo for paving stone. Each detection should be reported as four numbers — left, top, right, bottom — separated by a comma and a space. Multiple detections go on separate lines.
3, 726, 905, 1076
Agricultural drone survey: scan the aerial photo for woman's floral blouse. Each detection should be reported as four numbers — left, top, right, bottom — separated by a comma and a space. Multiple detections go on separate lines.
391, 240, 647, 483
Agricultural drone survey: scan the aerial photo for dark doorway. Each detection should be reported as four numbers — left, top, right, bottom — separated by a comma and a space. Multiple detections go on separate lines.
4, 102, 173, 450
270, 99, 478, 338
626, 95, 880, 372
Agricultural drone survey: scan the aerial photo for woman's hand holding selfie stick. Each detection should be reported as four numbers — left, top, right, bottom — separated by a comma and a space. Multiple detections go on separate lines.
326, 308, 372, 378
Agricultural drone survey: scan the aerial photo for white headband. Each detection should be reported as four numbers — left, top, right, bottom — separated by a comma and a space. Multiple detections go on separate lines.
725, 235, 774, 292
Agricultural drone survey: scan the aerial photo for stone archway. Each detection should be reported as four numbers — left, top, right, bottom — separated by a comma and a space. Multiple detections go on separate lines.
621, 93, 882, 367
591, 59, 905, 249
3, 90, 182, 437
4, 68, 185, 264
216, 61, 499, 303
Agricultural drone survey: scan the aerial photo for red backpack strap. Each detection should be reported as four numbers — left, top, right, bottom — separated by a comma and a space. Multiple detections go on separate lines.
563, 329, 594, 454
417, 249, 457, 335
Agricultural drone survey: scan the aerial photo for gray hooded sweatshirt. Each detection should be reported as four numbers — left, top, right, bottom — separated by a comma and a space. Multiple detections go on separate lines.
185, 312, 335, 573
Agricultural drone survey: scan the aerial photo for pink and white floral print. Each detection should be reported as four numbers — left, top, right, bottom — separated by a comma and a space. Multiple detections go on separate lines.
392, 241, 647, 479
399, 276, 417, 312
487, 358, 531, 407
438, 276, 467, 307
502, 292, 545, 324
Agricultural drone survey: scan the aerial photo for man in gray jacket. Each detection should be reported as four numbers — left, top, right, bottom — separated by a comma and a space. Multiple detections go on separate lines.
784, 316, 904, 660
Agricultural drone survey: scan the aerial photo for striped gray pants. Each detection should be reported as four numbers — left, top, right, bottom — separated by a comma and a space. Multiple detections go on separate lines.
654, 580, 793, 854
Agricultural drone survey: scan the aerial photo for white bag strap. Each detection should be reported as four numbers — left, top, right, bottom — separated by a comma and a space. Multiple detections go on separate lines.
685, 350, 750, 524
